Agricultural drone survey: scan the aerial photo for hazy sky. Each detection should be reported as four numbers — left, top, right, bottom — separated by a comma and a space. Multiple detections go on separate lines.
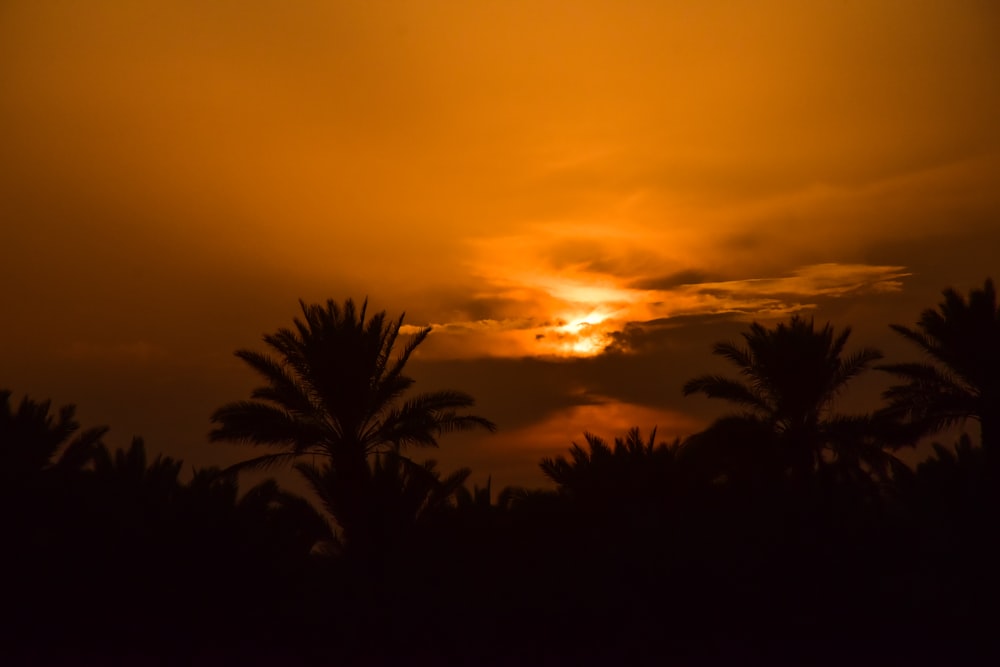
3, 1, 999, 487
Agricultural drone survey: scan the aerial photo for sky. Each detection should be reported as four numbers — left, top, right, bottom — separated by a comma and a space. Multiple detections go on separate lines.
2, 0, 999, 489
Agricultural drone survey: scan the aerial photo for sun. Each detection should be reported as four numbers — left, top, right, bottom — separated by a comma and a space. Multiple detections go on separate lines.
547, 310, 616, 357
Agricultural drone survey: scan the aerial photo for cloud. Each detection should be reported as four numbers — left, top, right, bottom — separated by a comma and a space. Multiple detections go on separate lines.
630, 269, 718, 291
686, 264, 910, 301
411, 249, 910, 359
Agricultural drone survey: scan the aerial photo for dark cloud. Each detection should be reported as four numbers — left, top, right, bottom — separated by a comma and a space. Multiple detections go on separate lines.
629, 269, 716, 291
602, 313, 741, 355
435, 295, 534, 323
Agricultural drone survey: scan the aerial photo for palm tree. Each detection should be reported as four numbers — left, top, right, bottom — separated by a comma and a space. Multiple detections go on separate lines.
210, 298, 495, 470
540, 427, 683, 504
0, 389, 105, 488
878, 278, 1000, 458
295, 453, 469, 558
209, 298, 496, 546
682, 315, 894, 482
454, 476, 496, 512
2, 391, 106, 626
90, 436, 184, 498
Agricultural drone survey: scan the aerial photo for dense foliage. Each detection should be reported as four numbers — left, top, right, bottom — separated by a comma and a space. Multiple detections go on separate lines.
3, 283, 1000, 664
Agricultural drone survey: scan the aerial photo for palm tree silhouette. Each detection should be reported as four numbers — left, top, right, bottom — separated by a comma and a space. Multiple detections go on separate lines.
3, 390, 107, 647
878, 278, 1000, 459
454, 476, 495, 512
682, 316, 893, 482
540, 427, 683, 504
90, 436, 184, 496
211, 298, 495, 470
209, 298, 495, 547
296, 452, 469, 557
0, 389, 105, 487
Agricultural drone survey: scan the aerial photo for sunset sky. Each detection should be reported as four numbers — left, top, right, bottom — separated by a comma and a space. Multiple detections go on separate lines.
3, 1, 999, 488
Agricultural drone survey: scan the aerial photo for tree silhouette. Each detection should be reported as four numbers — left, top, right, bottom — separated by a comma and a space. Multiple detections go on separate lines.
296, 452, 469, 558
540, 427, 683, 506
210, 299, 495, 471
682, 316, 895, 483
454, 476, 496, 512
90, 435, 184, 501
2, 390, 109, 652
209, 298, 495, 547
902, 433, 986, 511
0, 389, 105, 488
879, 278, 1000, 461
54, 437, 330, 652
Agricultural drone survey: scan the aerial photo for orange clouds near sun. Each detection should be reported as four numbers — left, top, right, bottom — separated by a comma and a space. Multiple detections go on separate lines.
409, 220, 911, 360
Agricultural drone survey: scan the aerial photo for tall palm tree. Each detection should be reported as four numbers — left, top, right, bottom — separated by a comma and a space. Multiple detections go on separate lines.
209, 298, 496, 547
878, 278, 1000, 456
682, 316, 892, 482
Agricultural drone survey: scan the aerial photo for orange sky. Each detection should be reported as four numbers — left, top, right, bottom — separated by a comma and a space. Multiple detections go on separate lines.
2, 1, 999, 488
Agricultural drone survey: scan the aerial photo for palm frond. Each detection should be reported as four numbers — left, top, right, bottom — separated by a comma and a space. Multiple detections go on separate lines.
830, 347, 884, 395
712, 341, 754, 372
374, 390, 496, 450
293, 460, 363, 538
224, 450, 322, 474
888, 324, 935, 357
57, 425, 108, 471
210, 400, 327, 448
235, 349, 317, 416
683, 375, 770, 414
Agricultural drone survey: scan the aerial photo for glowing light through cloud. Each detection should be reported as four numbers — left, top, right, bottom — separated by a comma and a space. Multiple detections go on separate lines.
412, 253, 910, 360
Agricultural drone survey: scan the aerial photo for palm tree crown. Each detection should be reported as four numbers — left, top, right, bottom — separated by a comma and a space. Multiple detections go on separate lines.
0, 390, 105, 487
683, 316, 886, 478
879, 278, 1000, 452
540, 427, 682, 501
210, 298, 496, 474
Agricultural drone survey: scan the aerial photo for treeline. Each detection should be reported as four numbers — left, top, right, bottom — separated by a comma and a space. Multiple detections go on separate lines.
3, 281, 1000, 664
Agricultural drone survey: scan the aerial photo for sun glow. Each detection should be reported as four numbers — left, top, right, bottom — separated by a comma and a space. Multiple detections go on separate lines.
429, 225, 915, 361
545, 308, 619, 357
